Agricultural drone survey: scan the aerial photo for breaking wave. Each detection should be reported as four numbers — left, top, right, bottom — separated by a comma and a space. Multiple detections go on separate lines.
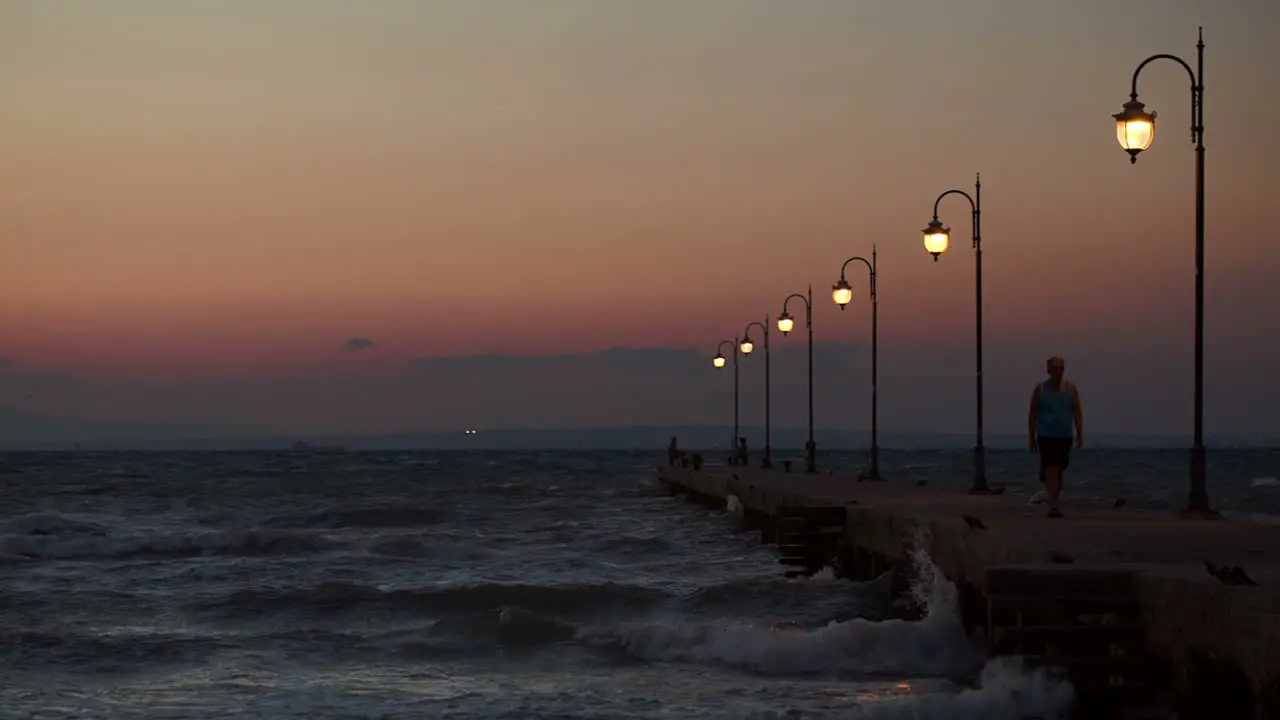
198, 580, 673, 619
579, 529, 1075, 719
0, 510, 337, 560
263, 505, 453, 529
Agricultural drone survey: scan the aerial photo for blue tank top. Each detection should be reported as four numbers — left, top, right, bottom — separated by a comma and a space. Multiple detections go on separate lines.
1037, 381, 1075, 438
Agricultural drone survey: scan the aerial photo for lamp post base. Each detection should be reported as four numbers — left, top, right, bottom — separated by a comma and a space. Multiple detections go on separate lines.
1183, 444, 1214, 517
858, 446, 887, 482
1177, 508, 1222, 521
966, 445, 1002, 494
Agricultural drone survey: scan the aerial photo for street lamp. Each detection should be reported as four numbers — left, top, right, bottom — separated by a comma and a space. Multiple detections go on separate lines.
1114, 28, 1214, 517
923, 173, 1000, 495
741, 317, 772, 468
778, 286, 815, 473
923, 220, 950, 261
713, 338, 739, 458
834, 246, 884, 481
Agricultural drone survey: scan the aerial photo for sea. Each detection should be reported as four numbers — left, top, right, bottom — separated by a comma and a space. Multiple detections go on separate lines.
1, 448, 1277, 719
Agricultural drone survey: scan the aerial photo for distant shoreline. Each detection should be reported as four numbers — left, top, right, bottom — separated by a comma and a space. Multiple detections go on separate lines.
2, 426, 1277, 453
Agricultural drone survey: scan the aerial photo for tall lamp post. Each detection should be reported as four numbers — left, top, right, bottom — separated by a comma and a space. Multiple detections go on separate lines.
833, 245, 884, 481
922, 173, 1001, 495
740, 317, 772, 468
778, 286, 815, 473
712, 339, 739, 460
1113, 27, 1215, 517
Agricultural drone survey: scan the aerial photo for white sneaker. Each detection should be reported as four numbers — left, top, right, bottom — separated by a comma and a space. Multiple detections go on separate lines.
1029, 489, 1049, 505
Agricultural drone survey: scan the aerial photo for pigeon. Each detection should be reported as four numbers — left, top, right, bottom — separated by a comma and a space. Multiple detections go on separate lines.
1205, 560, 1231, 583
1229, 566, 1259, 586
1205, 560, 1257, 586
962, 515, 987, 531
1113, 498, 1127, 509
915, 480, 927, 487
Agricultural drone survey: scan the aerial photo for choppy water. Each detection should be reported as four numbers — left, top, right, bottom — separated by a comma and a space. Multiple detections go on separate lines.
1, 449, 1273, 718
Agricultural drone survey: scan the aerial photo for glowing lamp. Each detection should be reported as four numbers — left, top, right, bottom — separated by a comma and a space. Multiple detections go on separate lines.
832, 278, 853, 309
922, 219, 949, 261
712, 354, 726, 368
1113, 99, 1156, 163
739, 339, 754, 355
776, 312, 795, 336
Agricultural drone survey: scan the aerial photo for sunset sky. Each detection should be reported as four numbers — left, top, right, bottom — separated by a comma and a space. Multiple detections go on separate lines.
2, 0, 1278, 438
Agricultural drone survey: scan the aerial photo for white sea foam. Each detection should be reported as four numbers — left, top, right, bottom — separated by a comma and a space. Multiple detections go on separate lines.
1251, 476, 1279, 488
726, 494, 744, 517
856, 656, 1075, 719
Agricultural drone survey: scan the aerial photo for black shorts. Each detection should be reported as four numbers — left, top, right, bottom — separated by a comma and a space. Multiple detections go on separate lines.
1038, 435, 1072, 476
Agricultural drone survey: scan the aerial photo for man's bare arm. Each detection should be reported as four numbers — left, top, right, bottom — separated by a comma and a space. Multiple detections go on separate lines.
1028, 385, 1041, 446
1071, 382, 1084, 445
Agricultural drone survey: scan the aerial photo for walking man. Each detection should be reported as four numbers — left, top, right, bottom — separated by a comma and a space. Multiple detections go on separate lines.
1029, 356, 1083, 518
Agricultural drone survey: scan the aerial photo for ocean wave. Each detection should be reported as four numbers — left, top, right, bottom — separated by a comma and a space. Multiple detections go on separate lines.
0, 527, 336, 560
264, 505, 453, 529
582, 610, 978, 679
196, 580, 673, 619
364, 534, 436, 558
575, 531, 1074, 720
0, 628, 234, 670
580, 533, 971, 678
592, 534, 674, 555
1, 510, 110, 536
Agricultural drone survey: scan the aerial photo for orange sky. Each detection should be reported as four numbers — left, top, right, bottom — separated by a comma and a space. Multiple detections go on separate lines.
2, 0, 1278, 378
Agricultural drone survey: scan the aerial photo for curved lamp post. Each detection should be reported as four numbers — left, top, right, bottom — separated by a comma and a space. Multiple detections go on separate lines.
712, 339, 739, 459
740, 318, 772, 468
778, 286, 815, 473
1114, 28, 1214, 518
922, 173, 1000, 495
833, 246, 883, 481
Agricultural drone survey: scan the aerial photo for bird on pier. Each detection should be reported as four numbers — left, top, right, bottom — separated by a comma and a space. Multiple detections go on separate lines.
1113, 498, 1127, 509
1205, 560, 1231, 583
1229, 566, 1259, 586
915, 479, 927, 487
961, 515, 987, 531
1205, 560, 1260, 586
1048, 550, 1075, 564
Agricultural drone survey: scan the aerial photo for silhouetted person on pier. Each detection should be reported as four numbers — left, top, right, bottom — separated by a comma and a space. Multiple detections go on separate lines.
667, 437, 680, 466
804, 439, 817, 474
1029, 356, 1083, 518
736, 438, 749, 467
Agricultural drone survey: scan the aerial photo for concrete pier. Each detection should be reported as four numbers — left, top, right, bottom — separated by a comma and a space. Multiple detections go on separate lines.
656, 464, 1280, 719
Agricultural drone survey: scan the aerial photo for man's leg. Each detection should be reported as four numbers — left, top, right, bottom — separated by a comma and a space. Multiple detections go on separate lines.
1045, 465, 1063, 507
1043, 437, 1066, 517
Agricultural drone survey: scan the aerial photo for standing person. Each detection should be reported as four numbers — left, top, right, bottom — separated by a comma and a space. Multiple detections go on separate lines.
667, 437, 680, 467
737, 438, 749, 467
1029, 356, 1083, 518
